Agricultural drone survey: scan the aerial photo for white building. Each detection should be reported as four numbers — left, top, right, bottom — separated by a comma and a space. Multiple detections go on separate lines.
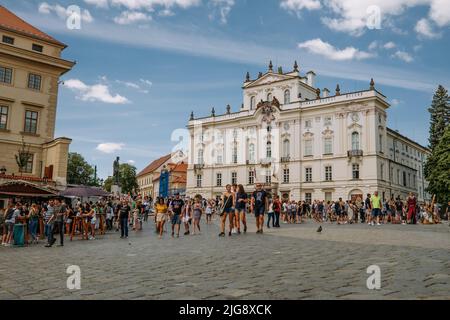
186, 61, 430, 203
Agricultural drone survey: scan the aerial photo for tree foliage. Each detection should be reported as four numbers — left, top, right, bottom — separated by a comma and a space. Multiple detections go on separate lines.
119, 163, 138, 195
428, 85, 450, 150
67, 152, 98, 186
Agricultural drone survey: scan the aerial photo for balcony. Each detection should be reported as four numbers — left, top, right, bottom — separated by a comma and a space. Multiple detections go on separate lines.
347, 149, 363, 157
281, 156, 291, 163
194, 164, 205, 171
260, 158, 272, 167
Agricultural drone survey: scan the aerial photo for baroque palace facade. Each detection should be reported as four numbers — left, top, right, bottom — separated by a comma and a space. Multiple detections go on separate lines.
0, 5, 74, 188
186, 61, 430, 203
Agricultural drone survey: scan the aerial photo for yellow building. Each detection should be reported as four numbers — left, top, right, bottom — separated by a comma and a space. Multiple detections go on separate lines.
0, 5, 74, 187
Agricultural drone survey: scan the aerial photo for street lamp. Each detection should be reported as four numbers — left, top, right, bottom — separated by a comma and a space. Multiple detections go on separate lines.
0, 166, 6, 175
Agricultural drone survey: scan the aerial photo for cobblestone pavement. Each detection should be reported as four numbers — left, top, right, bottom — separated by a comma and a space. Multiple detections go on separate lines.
1, 216, 449, 300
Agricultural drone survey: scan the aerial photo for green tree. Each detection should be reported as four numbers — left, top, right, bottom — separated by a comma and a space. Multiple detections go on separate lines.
119, 163, 138, 195
103, 176, 113, 192
428, 85, 450, 150
67, 152, 96, 186
425, 125, 450, 204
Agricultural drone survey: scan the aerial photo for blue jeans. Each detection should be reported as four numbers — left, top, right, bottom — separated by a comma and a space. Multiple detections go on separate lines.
29, 219, 38, 240
267, 212, 275, 227
46, 223, 54, 244
120, 217, 129, 238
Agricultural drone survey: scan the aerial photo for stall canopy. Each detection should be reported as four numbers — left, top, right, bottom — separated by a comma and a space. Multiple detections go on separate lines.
0, 180, 59, 197
59, 186, 110, 198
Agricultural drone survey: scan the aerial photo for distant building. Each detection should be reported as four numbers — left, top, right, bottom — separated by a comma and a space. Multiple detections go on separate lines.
153, 162, 188, 198
186, 61, 430, 203
0, 6, 75, 188
137, 154, 172, 198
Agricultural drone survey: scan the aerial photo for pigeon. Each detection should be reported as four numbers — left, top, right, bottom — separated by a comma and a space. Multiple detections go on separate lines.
317, 226, 322, 233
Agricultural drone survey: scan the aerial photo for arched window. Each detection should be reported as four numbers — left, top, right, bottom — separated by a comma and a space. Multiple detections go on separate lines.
284, 90, 290, 104
267, 93, 273, 102
283, 139, 290, 157
250, 96, 256, 110
352, 132, 360, 150
266, 141, 272, 158
248, 143, 255, 162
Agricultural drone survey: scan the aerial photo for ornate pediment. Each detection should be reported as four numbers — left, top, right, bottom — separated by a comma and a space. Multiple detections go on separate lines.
322, 129, 334, 137
256, 97, 280, 124
303, 131, 314, 138
244, 73, 296, 88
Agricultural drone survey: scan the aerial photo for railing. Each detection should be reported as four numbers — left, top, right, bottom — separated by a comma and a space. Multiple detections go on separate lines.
280, 156, 291, 163
260, 158, 272, 166
194, 164, 205, 171
347, 150, 363, 157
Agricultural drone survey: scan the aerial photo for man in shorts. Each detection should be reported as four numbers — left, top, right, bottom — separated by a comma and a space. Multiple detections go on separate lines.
170, 193, 184, 238
251, 183, 268, 234
370, 191, 382, 226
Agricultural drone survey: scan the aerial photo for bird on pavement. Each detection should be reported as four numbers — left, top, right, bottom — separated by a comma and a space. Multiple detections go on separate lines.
317, 226, 322, 233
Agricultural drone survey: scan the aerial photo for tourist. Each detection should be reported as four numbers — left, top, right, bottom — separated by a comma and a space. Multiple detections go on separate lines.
88, 203, 96, 240
154, 197, 168, 239
192, 196, 203, 235
219, 184, 234, 237
251, 183, 268, 234
267, 197, 275, 228
406, 192, 417, 224
370, 191, 382, 226
364, 194, 372, 224
231, 184, 238, 234
44, 200, 56, 247
2, 204, 15, 246
273, 195, 281, 228
170, 192, 184, 238
235, 184, 248, 234
182, 197, 192, 236
28, 203, 39, 244
117, 200, 131, 239
105, 202, 114, 231
205, 200, 213, 225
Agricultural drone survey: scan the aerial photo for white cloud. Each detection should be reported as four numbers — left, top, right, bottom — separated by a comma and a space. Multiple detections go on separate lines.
109, 0, 201, 11
300, 0, 450, 36
158, 9, 175, 16
383, 41, 396, 49
64, 79, 130, 104
368, 41, 378, 51
115, 79, 152, 93
38, 2, 93, 23
209, 0, 235, 24
114, 11, 152, 24
415, 18, 442, 39
96, 143, 125, 154
392, 50, 414, 63
280, 0, 321, 16
298, 38, 375, 61
84, 0, 109, 8
127, 160, 136, 164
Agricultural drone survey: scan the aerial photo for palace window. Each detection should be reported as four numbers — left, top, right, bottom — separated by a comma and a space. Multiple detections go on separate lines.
248, 170, 255, 185
24, 110, 38, 134
28, 73, 41, 90
325, 166, 332, 181
232, 144, 238, 164
403, 171, 407, 187
250, 96, 256, 110
325, 192, 332, 202
0, 66, 12, 84
380, 163, 384, 180
379, 134, 383, 153
305, 193, 312, 204
305, 167, 312, 182
248, 143, 255, 162
305, 120, 312, 129
216, 148, 223, 164
352, 164, 360, 179
231, 172, 237, 185
304, 140, 313, 156
216, 173, 222, 187
283, 168, 289, 183
23, 154, 33, 173
196, 174, 202, 188
0, 106, 8, 130
265, 169, 272, 184
324, 137, 333, 154
32, 44, 43, 52
2, 35, 14, 45
266, 141, 272, 158
324, 116, 332, 126
284, 90, 290, 104
197, 149, 204, 164
283, 139, 290, 158
352, 132, 360, 150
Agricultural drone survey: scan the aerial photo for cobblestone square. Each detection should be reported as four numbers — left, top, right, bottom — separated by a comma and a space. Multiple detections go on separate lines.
1, 217, 449, 300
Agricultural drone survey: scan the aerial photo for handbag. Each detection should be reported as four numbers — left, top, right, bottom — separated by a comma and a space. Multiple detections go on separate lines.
219, 195, 232, 217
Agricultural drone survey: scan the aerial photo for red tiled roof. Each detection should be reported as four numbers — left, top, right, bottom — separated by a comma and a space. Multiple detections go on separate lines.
0, 5, 65, 47
172, 176, 187, 184
137, 154, 172, 177
168, 162, 187, 173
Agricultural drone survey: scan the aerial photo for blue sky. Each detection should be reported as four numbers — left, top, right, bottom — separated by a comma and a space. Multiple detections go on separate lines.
3, 0, 450, 179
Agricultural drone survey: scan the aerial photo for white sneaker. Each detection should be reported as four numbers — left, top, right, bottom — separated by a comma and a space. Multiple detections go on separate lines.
377, 223, 381, 226
371, 222, 375, 226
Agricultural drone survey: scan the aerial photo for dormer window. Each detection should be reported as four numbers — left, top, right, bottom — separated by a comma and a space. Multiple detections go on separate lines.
32, 44, 43, 52
284, 90, 290, 104
2, 35, 14, 45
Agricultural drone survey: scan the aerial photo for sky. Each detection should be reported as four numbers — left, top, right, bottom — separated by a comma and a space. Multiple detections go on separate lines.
2, 0, 450, 179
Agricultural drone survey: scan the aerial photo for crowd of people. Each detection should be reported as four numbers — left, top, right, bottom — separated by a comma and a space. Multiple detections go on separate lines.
0, 185, 448, 247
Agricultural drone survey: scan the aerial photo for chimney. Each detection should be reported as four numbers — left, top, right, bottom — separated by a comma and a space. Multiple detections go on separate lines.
306, 71, 316, 87
323, 88, 330, 98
